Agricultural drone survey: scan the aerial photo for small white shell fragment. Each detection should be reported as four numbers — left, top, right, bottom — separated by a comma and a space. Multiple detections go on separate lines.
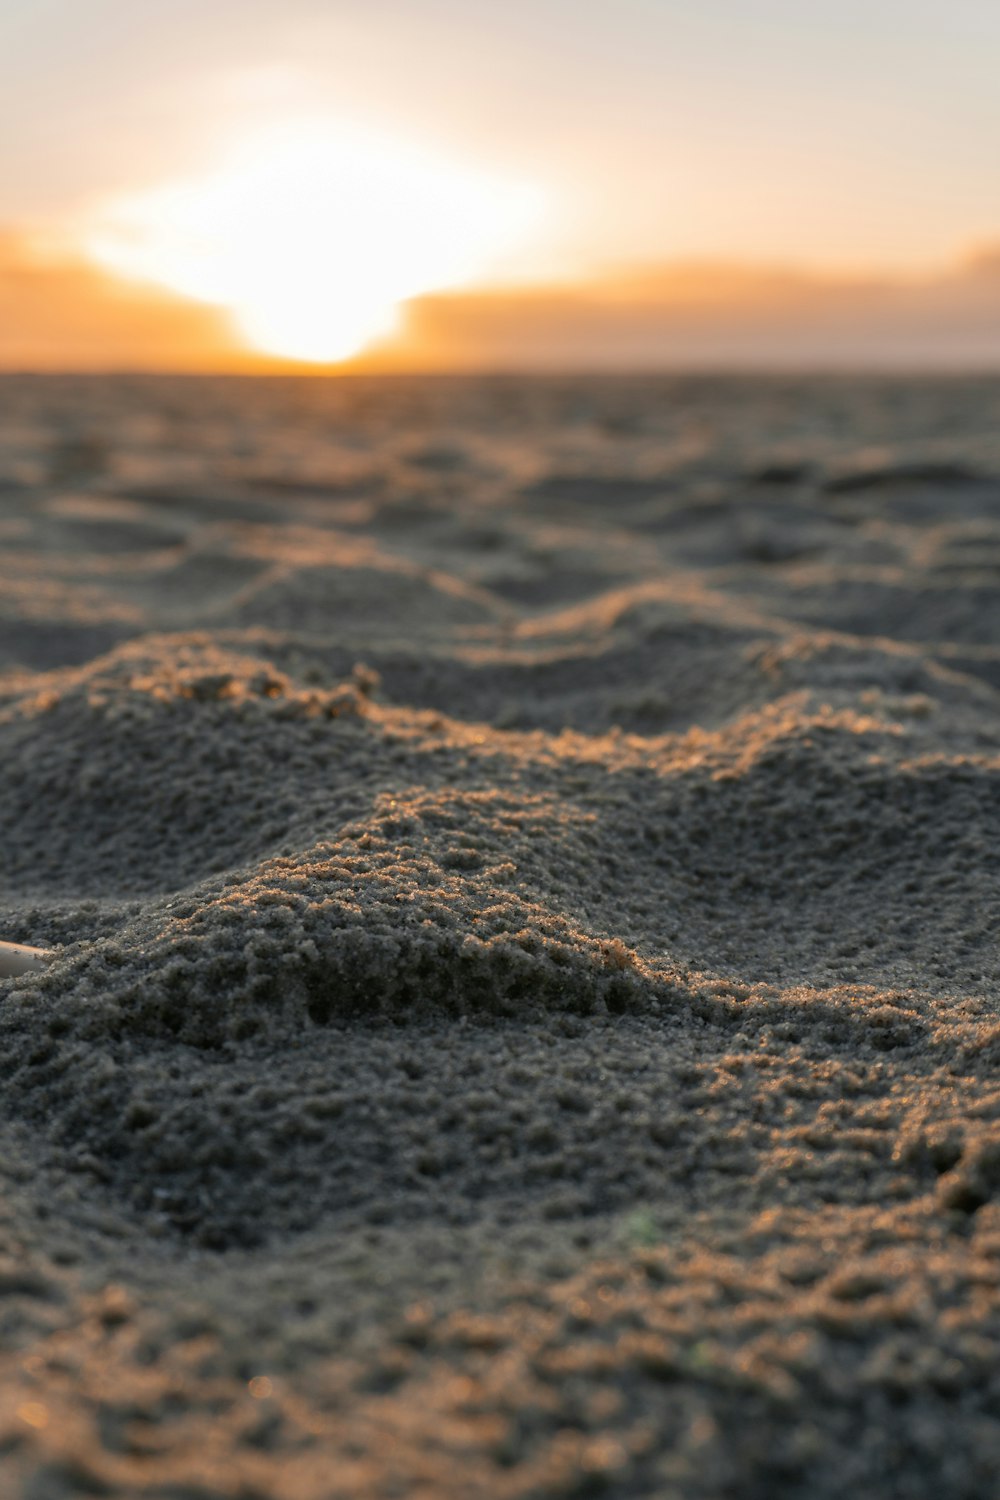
0, 941, 53, 979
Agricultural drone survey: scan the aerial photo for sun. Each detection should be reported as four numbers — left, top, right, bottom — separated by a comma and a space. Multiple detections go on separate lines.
83, 121, 542, 363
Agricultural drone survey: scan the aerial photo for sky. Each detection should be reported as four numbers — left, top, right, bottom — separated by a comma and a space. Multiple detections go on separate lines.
2, 0, 1000, 369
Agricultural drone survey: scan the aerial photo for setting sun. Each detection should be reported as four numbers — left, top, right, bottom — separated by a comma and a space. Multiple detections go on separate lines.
82, 121, 542, 363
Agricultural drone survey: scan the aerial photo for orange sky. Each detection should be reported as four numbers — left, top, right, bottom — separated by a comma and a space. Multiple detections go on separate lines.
4, 232, 1000, 373
4, 0, 1000, 369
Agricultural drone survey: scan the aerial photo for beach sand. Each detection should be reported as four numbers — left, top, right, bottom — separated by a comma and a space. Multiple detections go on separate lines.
2, 373, 1000, 1496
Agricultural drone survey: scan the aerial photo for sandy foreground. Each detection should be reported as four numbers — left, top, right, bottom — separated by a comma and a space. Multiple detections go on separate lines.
1, 373, 1000, 1497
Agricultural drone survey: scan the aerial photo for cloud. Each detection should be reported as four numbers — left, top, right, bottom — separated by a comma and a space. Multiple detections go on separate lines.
0, 233, 256, 371
384, 251, 1000, 370
2, 228, 1000, 371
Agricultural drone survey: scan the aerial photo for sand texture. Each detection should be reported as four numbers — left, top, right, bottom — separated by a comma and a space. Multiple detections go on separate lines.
2, 373, 1000, 1497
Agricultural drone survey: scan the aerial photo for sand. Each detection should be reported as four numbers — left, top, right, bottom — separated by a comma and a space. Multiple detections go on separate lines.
1, 372, 1000, 1497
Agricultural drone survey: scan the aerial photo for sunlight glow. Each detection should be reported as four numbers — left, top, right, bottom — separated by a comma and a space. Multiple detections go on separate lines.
84, 121, 543, 362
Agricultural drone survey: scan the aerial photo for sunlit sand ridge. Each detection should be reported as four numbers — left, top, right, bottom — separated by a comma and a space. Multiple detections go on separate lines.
2, 374, 1000, 1495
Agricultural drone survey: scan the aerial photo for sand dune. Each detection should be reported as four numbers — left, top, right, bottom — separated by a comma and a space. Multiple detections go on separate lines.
2, 374, 1000, 1496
